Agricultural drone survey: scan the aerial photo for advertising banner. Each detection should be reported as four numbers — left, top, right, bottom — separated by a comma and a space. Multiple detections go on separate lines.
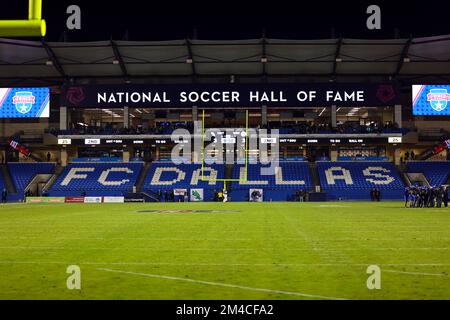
124, 197, 145, 203
190, 189, 204, 202
412, 85, 450, 116
173, 189, 187, 196
64, 196, 85, 203
26, 197, 65, 203
8, 139, 32, 157
249, 189, 263, 202
103, 196, 125, 203
27, 197, 44, 203
84, 197, 103, 203
0, 87, 50, 118
61, 83, 399, 108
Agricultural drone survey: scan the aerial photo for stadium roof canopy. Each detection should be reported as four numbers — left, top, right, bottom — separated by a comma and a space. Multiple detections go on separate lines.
1, 35, 450, 86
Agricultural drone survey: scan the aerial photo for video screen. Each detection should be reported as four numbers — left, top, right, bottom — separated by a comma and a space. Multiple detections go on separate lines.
0, 87, 50, 118
412, 85, 450, 116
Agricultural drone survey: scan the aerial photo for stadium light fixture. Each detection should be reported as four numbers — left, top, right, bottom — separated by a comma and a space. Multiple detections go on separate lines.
260, 57, 268, 63
45, 60, 53, 66
0, 0, 46, 37
186, 58, 193, 64
335, 57, 343, 62
112, 59, 120, 65
403, 57, 411, 63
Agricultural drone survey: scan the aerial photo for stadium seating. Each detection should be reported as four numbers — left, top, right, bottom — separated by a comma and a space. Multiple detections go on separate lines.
7, 163, 55, 193
317, 161, 405, 200
231, 161, 313, 201
407, 161, 450, 186
143, 162, 224, 200
0, 171, 5, 192
49, 162, 143, 196
143, 161, 312, 201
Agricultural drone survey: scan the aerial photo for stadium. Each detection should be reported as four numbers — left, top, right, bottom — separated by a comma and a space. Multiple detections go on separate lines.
0, 0, 449, 303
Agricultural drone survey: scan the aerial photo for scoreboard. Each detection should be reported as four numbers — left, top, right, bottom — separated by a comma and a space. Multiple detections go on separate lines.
57, 136, 401, 146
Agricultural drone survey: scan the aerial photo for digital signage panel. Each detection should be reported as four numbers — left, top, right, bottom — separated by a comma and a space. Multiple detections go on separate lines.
0, 87, 50, 118
412, 85, 450, 116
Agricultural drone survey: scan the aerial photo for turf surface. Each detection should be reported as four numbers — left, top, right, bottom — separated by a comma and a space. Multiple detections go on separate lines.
0, 202, 449, 300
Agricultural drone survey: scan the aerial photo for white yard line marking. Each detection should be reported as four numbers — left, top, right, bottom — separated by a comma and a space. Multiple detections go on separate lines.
96, 267, 347, 300
384, 270, 450, 278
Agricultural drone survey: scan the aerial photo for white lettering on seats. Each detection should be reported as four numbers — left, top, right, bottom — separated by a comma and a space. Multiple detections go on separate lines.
151, 167, 186, 186
190, 168, 218, 185
61, 168, 95, 186
275, 167, 305, 185
363, 167, 395, 185
325, 167, 353, 185
238, 167, 268, 185
98, 168, 134, 186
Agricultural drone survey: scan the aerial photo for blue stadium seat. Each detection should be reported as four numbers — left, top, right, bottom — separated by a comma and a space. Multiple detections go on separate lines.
231, 161, 312, 201
407, 161, 450, 186
317, 161, 405, 200
143, 162, 224, 200
49, 163, 143, 196
0, 172, 5, 191
7, 163, 55, 193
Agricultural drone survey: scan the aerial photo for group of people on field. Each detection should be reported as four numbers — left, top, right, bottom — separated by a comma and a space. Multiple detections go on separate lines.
404, 185, 449, 208
157, 190, 175, 202
213, 189, 228, 202
370, 189, 382, 202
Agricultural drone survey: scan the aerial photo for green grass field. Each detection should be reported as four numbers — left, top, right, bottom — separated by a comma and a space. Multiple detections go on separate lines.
0, 202, 449, 300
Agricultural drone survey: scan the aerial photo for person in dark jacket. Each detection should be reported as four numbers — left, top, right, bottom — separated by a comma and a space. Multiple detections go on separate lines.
370, 189, 375, 202
157, 190, 162, 202
1, 188, 8, 203
375, 189, 381, 202
443, 186, 449, 208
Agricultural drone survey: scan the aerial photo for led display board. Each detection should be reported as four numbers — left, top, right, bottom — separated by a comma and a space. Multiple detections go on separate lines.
412, 85, 450, 116
0, 87, 50, 118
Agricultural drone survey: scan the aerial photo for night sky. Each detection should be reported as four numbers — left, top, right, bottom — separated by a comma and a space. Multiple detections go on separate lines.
2, 0, 450, 41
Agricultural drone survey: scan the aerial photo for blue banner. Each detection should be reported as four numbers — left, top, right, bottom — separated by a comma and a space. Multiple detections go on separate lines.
412, 85, 450, 116
0, 87, 50, 118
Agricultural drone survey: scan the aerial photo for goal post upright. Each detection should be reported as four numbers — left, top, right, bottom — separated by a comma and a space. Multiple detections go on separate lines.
201, 109, 249, 187
0, 0, 46, 37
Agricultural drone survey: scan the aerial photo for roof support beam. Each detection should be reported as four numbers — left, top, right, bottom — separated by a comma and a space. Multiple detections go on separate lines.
394, 36, 412, 76
41, 39, 66, 79
111, 40, 129, 80
332, 37, 343, 76
262, 36, 267, 76
3, 73, 448, 81
185, 39, 196, 76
